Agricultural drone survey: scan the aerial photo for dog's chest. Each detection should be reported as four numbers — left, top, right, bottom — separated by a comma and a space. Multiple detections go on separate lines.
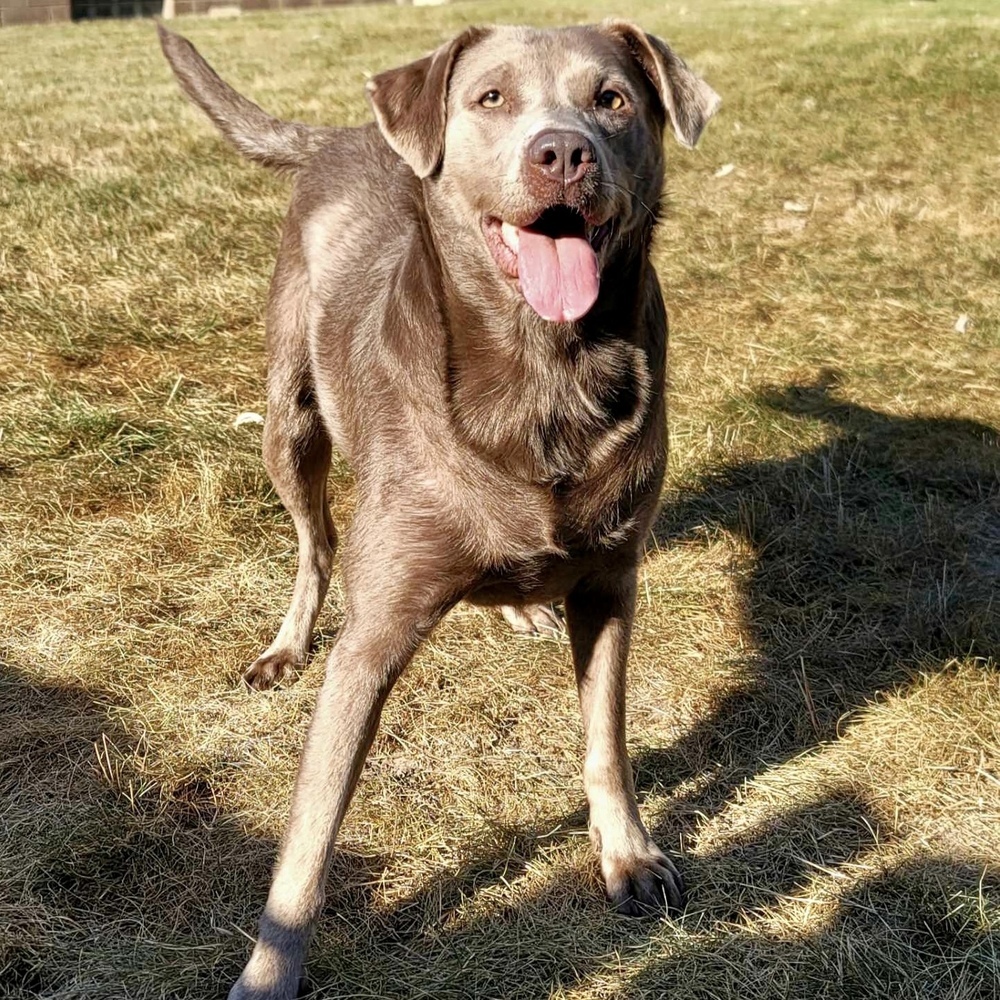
454, 360, 664, 569
466, 466, 659, 604
450, 334, 654, 486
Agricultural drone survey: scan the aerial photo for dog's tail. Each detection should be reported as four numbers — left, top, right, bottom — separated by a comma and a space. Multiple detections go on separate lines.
158, 24, 337, 172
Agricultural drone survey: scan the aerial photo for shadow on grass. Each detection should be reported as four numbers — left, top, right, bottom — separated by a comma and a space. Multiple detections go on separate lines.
644, 372, 1000, 825
302, 790, 998, 999
3, 375, 999, 998
0, 657, 281, 997
618, 854, 1000, 1000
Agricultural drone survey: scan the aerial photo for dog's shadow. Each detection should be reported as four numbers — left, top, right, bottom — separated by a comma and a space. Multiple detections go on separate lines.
641, 373, 1000, 825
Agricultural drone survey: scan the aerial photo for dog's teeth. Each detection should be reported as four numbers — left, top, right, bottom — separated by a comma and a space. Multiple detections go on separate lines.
501, 222, 520, 253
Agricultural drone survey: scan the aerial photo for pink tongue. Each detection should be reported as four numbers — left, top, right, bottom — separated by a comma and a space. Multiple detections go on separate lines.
517, 228, 599, 323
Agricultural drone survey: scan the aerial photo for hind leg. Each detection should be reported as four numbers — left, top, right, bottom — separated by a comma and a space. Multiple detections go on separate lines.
245, 371, 337, 690
500, 602, 565, 638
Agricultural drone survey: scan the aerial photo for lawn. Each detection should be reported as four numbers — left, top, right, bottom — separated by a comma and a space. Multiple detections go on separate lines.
1, 0, 998, 997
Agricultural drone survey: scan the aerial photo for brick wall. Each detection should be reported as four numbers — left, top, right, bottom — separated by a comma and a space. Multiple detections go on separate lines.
0, 0, 71, 26
171, 0, 358, 12
0, 0, 363, 23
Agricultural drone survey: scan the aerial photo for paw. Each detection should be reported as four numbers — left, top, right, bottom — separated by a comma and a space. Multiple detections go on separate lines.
500, 602, 566, 639
602, 841, 685, 916
243, 649, 301, 691
228, 975, 300, 1000
228, 939, 303, 1000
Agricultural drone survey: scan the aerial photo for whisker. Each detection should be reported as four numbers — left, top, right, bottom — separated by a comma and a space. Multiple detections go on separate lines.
598, 179, 657, 223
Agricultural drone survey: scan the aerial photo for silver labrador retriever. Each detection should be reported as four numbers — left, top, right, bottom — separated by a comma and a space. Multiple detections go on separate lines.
159, 21, 719, 999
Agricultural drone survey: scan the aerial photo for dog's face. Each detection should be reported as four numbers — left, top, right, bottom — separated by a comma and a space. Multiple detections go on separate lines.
367, 23, 719, 323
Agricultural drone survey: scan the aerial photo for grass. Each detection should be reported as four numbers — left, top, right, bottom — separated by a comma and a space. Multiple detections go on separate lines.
1, 0, 999, 996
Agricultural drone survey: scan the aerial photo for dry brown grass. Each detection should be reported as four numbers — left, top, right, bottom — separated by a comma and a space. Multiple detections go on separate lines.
1, 0, 999, 997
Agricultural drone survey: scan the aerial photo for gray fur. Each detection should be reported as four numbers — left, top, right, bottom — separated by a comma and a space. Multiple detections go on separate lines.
158, 22, 718, 999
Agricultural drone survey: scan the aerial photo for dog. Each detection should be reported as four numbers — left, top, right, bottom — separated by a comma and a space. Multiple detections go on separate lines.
159, 20, 718, 999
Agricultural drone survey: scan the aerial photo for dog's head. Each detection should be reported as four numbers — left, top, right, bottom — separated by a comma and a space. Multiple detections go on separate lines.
367, 23, 720, 324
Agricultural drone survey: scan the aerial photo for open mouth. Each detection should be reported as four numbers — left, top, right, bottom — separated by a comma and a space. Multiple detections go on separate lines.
482, 207, 611, 324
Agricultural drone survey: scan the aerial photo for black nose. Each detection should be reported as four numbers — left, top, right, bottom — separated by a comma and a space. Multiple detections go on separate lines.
527, 130, 596, 186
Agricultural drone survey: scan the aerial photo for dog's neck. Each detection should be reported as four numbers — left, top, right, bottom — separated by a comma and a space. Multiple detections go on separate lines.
419, 182, 660, 486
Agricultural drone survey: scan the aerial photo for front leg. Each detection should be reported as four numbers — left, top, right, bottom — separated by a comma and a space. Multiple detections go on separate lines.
565, 568, 684, 916
230, 576, 453, 1000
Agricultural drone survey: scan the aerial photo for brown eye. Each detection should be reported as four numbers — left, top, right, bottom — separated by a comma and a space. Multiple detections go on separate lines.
480, 90, 505, 109
597, 89, 626, 111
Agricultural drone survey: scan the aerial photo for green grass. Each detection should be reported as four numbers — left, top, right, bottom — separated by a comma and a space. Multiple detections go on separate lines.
1, 0, 999, 997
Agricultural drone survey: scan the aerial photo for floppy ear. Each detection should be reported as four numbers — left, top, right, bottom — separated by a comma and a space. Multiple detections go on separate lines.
602, 20, 721, 148
366, 27, 490, 179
